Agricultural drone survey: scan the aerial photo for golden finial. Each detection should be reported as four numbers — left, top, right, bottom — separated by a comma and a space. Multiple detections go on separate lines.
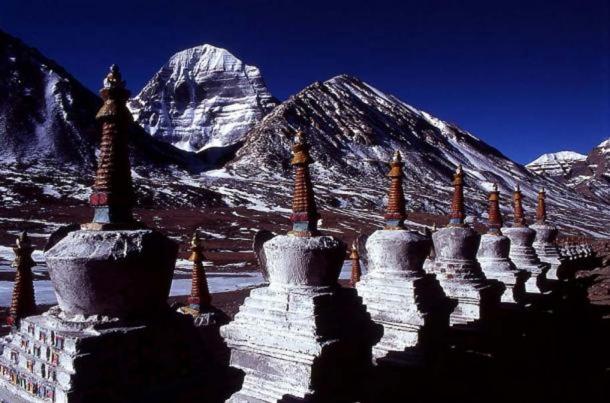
392, 150, 402, 163
291, 130, 312, 166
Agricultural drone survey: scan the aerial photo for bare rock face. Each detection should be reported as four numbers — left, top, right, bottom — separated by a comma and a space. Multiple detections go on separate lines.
477, 234, 529, 303
221, 235, 380, 402
44, 229, 177, 318
429, 226, 504, 325
356, 229, 454, 365
128, 44, 278, 154
502, 227, 551, 294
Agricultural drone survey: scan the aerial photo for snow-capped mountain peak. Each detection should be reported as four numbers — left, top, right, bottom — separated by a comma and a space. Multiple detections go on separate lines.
164, 44, 244, 75
526, 151, 587, 177
526, 151, 587, 178
597, 138, 610, 152
128, 44, 278, 154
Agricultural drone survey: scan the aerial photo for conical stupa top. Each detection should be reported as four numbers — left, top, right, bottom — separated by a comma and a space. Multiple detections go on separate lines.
513, 184, 526, 227
449, 164, 465, 226
536, 188, 547, 223
349, 242, 361, 287
7, 232, 36, 326
188, 232, 212, 309
290, 130, 319, 236
384, 150, 407, 229
88, 64, 135, 228
487, 183, 503, 234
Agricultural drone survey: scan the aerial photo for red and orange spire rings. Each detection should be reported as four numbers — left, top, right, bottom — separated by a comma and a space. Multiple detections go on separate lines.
87, 64, 135, 228
449, 164, 465, 226
7, 232, 36, 326
349, 242, 362, 287
536, 188, 547, 224
384, 150, 407, 229
513, 184, 527, 227
487, 183, 503, 234
187, 232, 212, 310
289, 130, 320, 236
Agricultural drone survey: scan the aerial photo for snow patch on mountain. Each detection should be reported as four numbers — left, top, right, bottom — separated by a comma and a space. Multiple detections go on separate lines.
526, 151, 587, 177
128, 44, 278, 153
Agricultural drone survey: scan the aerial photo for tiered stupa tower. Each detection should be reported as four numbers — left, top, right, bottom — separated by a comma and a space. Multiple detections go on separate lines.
0, 66, 216, 403
355, 151, 454, 365
221, 131, 379, 402
530, 189, 564, 280
428, 165, 505, 325
502, 185, 551, 294
176, 232, 227, 328
6, 232, 37, 327
476, 185, 529, 303
349, 242, 362, 287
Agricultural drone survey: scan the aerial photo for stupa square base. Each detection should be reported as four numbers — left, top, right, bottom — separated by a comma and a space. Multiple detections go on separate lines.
221, 285, 379, 402
478, 258, 529, 303
429, 260, 504, 325
356, 272, 453, 366
0, 307, 215, 403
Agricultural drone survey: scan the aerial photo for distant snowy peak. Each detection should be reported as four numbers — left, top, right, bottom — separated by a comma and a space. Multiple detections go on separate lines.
128, 44, 278, 153
526, 151, 587, 177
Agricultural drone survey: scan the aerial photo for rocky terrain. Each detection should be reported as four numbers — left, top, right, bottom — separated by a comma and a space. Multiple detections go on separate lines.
566, 139, 610, 199
128, 44, 278, 159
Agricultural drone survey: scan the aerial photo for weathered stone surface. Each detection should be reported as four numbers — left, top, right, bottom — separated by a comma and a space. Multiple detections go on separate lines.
356, 230, 454, 365
264, 235, 345, 287
531, 223, 563, 280
477, 234, 529, 303
502, 227, 551, 294
44, 230, 177, 318
429, 227, 504, 325
0, 307, 217, 403
222, 235, 379, 402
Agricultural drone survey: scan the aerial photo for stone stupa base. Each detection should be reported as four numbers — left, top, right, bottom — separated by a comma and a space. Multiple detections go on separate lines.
221, 285, 379, 402
429, 259, 505, 326
356, 271, 454, 366
503, 227, 551, 294
478, 258, 530, 304
0, 307, 218, 403
532, 242, 564, 280
530, 223, 563, 280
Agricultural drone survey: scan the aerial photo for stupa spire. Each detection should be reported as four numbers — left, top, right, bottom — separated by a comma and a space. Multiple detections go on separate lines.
536, 188, 547, 224
7, 232, 36, 326
449, 164, 465, 226
349, 242, 362, 287
384, 150, 407, 229
290, 130, 319, 236
513, 184, 526, 227
88, 64, 135, 229
188, 232, 212, 310
487, 183, 503, 234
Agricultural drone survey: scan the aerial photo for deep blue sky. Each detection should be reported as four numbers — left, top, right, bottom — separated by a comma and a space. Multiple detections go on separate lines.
2, 0, 609, 163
